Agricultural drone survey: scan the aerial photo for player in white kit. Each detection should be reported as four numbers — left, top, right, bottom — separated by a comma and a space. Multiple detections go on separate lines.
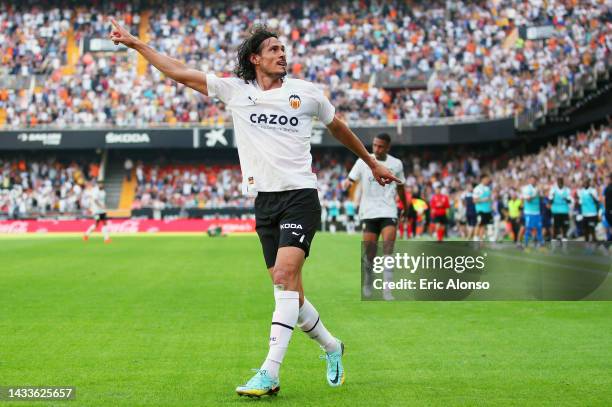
83, 183, 110, 243
109, 21, 400, 397
345, 134, 407, 300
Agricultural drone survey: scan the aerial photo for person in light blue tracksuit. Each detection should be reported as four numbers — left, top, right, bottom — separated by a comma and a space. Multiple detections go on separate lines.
521, 175, 543, 246
578, 179, 600, 243
548, 177, 572, 240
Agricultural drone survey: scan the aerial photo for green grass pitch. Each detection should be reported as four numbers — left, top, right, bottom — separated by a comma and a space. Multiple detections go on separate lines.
1, 234, 611, 406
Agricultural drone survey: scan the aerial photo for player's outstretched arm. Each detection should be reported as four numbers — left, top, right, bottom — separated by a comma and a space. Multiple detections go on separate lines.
109, 18, 208, 95
326, 116, 401, 186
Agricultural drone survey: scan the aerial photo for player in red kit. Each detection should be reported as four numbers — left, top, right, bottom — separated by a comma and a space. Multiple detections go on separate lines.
396, 187, 412, 239
430, 183, 450, 242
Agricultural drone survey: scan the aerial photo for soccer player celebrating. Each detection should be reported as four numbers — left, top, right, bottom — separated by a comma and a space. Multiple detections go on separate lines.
473, 175, 493, 241
109, 21, 400, 397
345, 133, 407, 300
429, 183, 450, 242
83, 183, 110, 243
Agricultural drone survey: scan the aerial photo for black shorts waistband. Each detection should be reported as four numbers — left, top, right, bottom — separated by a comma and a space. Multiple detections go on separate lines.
257, 188, 317, 196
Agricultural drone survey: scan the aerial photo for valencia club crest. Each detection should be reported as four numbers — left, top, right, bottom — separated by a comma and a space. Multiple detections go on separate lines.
289, 94, 301, 109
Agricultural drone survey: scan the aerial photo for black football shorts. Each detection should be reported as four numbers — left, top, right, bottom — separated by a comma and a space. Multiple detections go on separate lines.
362, 217, 397, 235
255, 188, 321, 268
477, 211, 492, 226
553, 213, 569, 229
95, 212, 107, 222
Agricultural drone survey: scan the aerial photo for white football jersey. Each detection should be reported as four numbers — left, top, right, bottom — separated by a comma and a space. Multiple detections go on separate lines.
206, 75, 335, 195
89, 187, 106, 214
348, 154, 405, 220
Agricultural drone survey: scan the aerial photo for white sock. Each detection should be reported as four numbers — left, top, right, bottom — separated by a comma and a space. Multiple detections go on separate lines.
383, 267, 393, 287
297, 298, 338, 353
261, 289, 299, 379
102, 225, 109, 240
382, 261, 395, 298
85, 224, 96, 236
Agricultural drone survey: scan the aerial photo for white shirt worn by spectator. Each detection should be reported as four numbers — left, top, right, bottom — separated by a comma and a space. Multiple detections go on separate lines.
348, 153, 405, 220
206, 74, 335, 195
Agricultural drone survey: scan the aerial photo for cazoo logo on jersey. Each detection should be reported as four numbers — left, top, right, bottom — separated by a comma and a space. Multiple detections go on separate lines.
250, 113, 299, 127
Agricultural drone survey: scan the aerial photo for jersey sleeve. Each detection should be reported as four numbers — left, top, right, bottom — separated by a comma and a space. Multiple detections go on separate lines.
314, 87, 336, 125
347, 159, 362, 182
395, 160, 406, 184
206, 74, 239, 104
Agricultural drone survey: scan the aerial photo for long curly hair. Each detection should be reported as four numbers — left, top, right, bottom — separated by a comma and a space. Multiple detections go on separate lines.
234, 25, 280, 83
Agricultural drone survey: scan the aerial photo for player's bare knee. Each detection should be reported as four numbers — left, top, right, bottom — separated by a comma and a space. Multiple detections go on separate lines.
272, 265, 297, 287
272, 271, 288, 287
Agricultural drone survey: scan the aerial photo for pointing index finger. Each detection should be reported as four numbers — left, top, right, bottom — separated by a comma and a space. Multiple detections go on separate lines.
110, 17, 120, 29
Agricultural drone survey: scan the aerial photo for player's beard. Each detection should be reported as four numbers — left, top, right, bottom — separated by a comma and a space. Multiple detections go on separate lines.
277, 66, 287, 79
273, 60, 287, 79
260, 65, 287, 81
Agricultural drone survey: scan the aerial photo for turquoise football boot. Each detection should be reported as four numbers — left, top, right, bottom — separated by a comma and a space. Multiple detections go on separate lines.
322, 339, 345, 387
236, 369, 280, 398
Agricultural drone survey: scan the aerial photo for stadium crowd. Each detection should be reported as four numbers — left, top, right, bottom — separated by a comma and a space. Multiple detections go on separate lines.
1, 121, 610, 243
396, 123, 611, 242
0, 157, 100, 217
1, 0, 611, 127
311, 122, 611, 243
0, 5, 68, 77
130, 162, 252, 210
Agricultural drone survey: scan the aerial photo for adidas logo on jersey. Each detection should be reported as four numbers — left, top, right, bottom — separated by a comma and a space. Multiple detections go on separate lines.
280, 223, 302, 230
250, 113, 299, 126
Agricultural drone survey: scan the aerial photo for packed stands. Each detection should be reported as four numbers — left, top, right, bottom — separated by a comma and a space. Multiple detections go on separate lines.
2, 121, 609, 232
1, 0, 610, 127
0, 156, 100, 217
131, 162, 250, 210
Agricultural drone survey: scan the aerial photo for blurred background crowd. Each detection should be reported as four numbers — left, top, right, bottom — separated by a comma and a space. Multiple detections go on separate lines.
1, 0, 610, 127
2, 120, 610, 242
